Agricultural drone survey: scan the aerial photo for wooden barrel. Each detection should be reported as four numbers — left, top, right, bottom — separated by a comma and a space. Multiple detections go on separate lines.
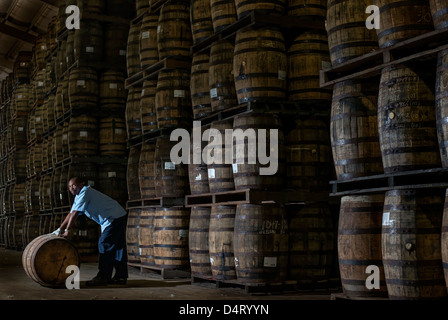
338, 194, 388, 298
378, 64, 440, 174
98, 117, 127, 157
330, 79, 383, 180
210, 0, 237, 32
126, 21, 142, 78
125, 86, 143, 140
188, 124, 210, 195
207, 119, 235, 193
15, 84, 33, 115
234, 0, 286, 18
140, 13, 159, 69
155, 69, 192, 130
5, 215, 23, 249
11, 182, 26, 214
154, 136, 189, 198
138, 141, 156, 199
77, 0, 106, 15
382, 189, 446, 300
98, 163, 127, 207
189, 206, 212, 277
54, 80, 64, 122
51, 167, 61, 208
436, 48, 448, 167
13, 51, 32, 84
234, 203, 289, 284
126, 207, 141, 264
140, 79, 158, 134
39, 174, 52, 211
430, 0, 448, 29
376, 0, 434, 49
138, 207, 155, 266
208, 40, 237, 112
157, 1, 193, 60
22, 234, 80, 287
127, 145, 141, 200
232, 112, 285, 190
285, 118, 332, 195
442, 188, 448, 292
233, 26, 287, 104
34, 34, 48, 68
153, 207, 191, 269
326, 0, 378, 66
33, 70, 46, 103
99, 70, 127, 111
68, 114, 98, 157
209, 205, 237, 280
287, 203, 335, 284
190, 0, 214, 44
68, 67, 99, 110
287, 0, 327, 18
74, 19, 104, 63
287, 30, 332, 105
104, 22, 129, 66
25, 178, 40, 214
190, 51, 212, 119
135, 0, 150, 16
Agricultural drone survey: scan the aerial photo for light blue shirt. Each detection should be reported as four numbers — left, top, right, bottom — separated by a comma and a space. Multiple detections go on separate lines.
70, 186, 127, 232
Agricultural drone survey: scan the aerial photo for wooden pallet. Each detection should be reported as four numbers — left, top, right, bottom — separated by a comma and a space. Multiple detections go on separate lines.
330, 167, 448, 197
185, 188, 325, 207
127, 262, 191, 279
320, 27, 448, 88
126, 196, 185, 209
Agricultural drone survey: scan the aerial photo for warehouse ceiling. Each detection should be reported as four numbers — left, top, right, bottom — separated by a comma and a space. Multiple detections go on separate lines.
0, 0, 59, 80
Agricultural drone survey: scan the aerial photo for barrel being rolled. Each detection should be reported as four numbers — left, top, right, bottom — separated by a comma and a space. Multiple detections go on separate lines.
22, 234, 80, 287
382, 189, 446, 300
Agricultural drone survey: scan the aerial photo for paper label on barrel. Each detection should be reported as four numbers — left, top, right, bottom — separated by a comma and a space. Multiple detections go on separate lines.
35, 191, 40, 196
18, 127, 24, 132
31, 129, 35, 134
79, 230, 87, 237
210, 88, 218, 98
164, 162, 175, 170
38, 81, 44, 87
263, 257, 277, 267
115, 128, 122, 135
119, 50, 126, 56
36, 117, 41, 122
41, 45, 46, 50
142, 31, 150, 39
20, 196, 25, 200
20, 62, 26, 67
195, 173, 202, 181
232, 163, 238, 173
109, 83, 118, 89
18, 94, 23, 99
382, 211, 391, 226
62, 134, 68, 140
278, 70, 286, 80
174, 90, 185, 98
60, 193, 63, 200
208, 168, 215, 178
179, 229, 189, 238
77, 80, 85, 86
66, 56, 69, 63
80, 131, 88, 137
108, 171, 116, 178
85, 46, 94, 53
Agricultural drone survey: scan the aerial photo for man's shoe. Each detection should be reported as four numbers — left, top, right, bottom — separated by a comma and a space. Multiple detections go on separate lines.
85, 276, 109, 287
109, 276, 127, 285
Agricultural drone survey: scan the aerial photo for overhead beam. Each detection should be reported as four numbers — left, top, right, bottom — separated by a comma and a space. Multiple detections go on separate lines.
0, 22, 36, 44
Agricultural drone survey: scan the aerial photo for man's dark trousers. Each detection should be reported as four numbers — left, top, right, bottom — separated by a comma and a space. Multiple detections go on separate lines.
97, 215, 128, 280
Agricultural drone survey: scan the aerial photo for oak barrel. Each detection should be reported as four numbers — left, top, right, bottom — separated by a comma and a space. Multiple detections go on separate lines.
68, 114, 99, 157
382, 189, 446, 300
378, 64, 440, 173
189, 206, 212, 277
22, 234, 80, 287
287, 203, 335, 283
232, 112, 285, 190
326, 0, 378, 66
138, 141, 156, 199
209, 205, 237, 280
98, 117, 127, 157
139, 13, 159, 69
74, 19, 103, 63
126, 21, 142, 78
209, 0, 237, 32
430, 0, 448, 29
141, 79, 158, 134
68, 67, 99, 110
338, 194, 388, 298
188, 124, 210, 195
234, 0, 286, 18
330, 79, 383, 180
127, 145, 141, 200
233, 26, 287, 104
126, 207, 141, 264
138, 207, 155, 266
287, 0, 327, 18
99, 70, 127, 111
436, 48, 448, 167
207, 119, 235, 193
153, 207, 191, 269
375, 0, 434, 48
126, 86, 143, 140
190, 0, 214, 44
234, 203, 289, 284
190, 51, 212, 119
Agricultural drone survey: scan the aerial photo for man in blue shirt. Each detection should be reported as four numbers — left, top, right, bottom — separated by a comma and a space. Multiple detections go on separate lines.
56, 177, 128, 286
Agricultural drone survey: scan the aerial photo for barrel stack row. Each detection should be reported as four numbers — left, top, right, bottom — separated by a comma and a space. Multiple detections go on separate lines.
123, 0, 338, 287
1, 1, 134, 260
328, 0, 448, 299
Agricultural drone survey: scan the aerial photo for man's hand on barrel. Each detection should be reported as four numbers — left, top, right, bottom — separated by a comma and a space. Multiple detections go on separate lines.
50, 228, 69, 238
